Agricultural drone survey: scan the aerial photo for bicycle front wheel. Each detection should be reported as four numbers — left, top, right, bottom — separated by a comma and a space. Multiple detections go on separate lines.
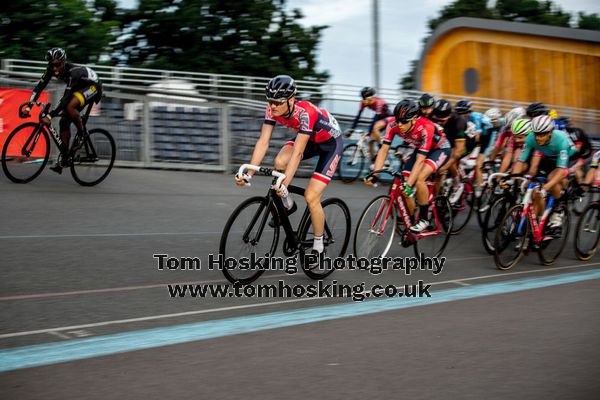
338, 144, 365, 183
574, 201, 600, 261
219, 196, 279, 284
1, 123, 50, 183
70, 128, 116, 186
354, 195, 397, 259
494, 204, 528, 270
298, 198, 351, 280
482, 195, 511, 255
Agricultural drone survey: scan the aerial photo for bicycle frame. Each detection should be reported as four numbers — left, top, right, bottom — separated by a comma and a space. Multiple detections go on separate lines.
19, 102, 95, 159
517, 178, 554, 244
371, 169, 443, 240
237, 164, 333, 254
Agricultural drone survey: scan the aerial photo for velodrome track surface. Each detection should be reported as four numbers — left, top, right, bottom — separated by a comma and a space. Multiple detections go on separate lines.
1, 168, 599, 399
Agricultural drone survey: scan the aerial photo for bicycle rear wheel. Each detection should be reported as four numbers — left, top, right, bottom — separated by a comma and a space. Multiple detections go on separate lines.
70, 128, 116, 186
1, 123, 50, 183
494, 204, 528, 270
450, 180, 475, 235
574, 201, 600, 261
354, 195, 398, 258
414, 196, 453, 258
298, 198, 351, 280
338, 144, 365, 183
219, 196, 279, 284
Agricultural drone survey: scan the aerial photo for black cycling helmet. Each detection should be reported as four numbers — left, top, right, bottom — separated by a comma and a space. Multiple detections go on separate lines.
360, 86, 376, 99
46, 47, 66, 63
418, 93, 435, 108
558, 115, 571, 126
432, 99, 452, 119
526, 102, 548, 118
393, 99, 420, 123
265, 75, 297, 101
455, 99, 472, 114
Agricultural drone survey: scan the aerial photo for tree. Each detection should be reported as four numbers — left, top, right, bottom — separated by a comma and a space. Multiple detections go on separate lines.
113, 0, 328, 81
0, 0, 118, 64
577, 12, 600, 31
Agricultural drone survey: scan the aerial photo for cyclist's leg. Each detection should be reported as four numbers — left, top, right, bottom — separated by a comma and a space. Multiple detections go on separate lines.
274, 141, 295, 171
307, 137, 342, 252
368, 115, 385, 160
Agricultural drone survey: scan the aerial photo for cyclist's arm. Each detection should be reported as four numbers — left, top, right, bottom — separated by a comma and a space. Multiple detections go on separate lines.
452, 139, 465, 161
512, 160, 526, 175
30, 69, 52, 103
350, 103, 365, 130
247, 123, 275, 177
372, 143, 391, 175
499, 150, 512, 173
527, 153, 542, 176
282, 133, 309, 187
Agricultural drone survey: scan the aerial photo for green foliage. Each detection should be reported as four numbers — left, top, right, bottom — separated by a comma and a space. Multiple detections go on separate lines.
0, 0, 118, 63
113, 0, 328, 81
577, 12, 600, 31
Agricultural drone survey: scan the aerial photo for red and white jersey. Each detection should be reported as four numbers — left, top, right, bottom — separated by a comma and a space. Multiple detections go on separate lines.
383, 116, 449, 155
359, 97, 389, 117
264, 100, 341, 143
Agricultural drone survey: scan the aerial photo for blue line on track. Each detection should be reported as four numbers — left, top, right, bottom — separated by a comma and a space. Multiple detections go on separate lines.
1, 268, 599, 372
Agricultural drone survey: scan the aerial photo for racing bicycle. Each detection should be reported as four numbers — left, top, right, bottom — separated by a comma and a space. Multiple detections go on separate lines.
219, 164, 351, 284
1, 102, 116, 186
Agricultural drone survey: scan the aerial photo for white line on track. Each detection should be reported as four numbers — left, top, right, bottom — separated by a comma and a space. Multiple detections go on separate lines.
0, 231, 223, 239
1, 262, 598, 340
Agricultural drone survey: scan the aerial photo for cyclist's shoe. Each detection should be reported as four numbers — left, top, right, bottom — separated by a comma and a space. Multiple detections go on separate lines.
548, 212, 563, 228
449, 182, 465, 205
49, 162, 63, 174
268, 201, 297, 228
409, 219, 429, 233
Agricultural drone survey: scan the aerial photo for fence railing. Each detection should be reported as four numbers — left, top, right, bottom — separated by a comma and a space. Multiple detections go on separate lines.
4, 58, 599, 123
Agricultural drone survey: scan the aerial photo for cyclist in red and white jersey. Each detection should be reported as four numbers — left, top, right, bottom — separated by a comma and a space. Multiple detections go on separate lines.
348, 86, 390, 161
235, 75, 343, 255
366, 99, 451, 233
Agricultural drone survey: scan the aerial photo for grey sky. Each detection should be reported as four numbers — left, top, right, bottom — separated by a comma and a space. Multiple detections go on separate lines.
118, 0, 600, 88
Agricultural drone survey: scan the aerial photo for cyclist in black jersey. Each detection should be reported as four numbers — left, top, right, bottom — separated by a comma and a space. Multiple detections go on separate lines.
417, 93, 435, 119
24, 48, 103, 174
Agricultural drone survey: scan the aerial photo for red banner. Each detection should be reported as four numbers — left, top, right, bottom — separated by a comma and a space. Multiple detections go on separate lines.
0, 88, 49, 157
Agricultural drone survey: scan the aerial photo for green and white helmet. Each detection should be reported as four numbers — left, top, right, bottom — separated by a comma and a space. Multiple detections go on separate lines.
511, 118, 532, 137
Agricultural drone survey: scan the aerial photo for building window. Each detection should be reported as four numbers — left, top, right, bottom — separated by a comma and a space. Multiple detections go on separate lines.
464, 68, 479, 94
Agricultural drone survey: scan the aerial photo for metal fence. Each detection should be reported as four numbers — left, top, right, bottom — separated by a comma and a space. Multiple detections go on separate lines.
2, 61, 600, 175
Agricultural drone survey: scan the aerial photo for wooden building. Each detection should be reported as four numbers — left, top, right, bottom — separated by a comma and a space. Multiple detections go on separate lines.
417, 17, 600, 110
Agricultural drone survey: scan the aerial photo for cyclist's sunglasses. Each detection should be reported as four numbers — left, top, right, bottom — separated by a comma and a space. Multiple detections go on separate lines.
396, 117, 414, 124
267, 98, 286, 106
49, 61, 63, 68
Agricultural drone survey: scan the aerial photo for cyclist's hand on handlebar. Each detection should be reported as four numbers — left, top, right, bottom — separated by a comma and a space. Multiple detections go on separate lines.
344, 129, 354, 138
234, 172, 251, 186
274, 182, 289, 198
364, 174, 378, 186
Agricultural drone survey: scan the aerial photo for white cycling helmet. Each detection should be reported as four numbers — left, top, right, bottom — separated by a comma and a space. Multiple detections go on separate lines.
484, 107, 502, 122
505, 107, 526, 127
531, 115, 555, 134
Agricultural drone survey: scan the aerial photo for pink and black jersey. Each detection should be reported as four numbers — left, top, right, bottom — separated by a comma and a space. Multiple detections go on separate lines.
264, 100, 341, 143
383, 116, 449, 155
359, 96, 389, 117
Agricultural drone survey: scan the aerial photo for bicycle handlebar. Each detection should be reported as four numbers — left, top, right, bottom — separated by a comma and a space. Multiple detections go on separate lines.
18, 101, 51, 120
238, 164, 286, 188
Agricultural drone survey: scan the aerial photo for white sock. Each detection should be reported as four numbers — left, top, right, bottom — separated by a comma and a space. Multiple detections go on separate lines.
283, 194, 294, 210
313, 235, 324, 253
